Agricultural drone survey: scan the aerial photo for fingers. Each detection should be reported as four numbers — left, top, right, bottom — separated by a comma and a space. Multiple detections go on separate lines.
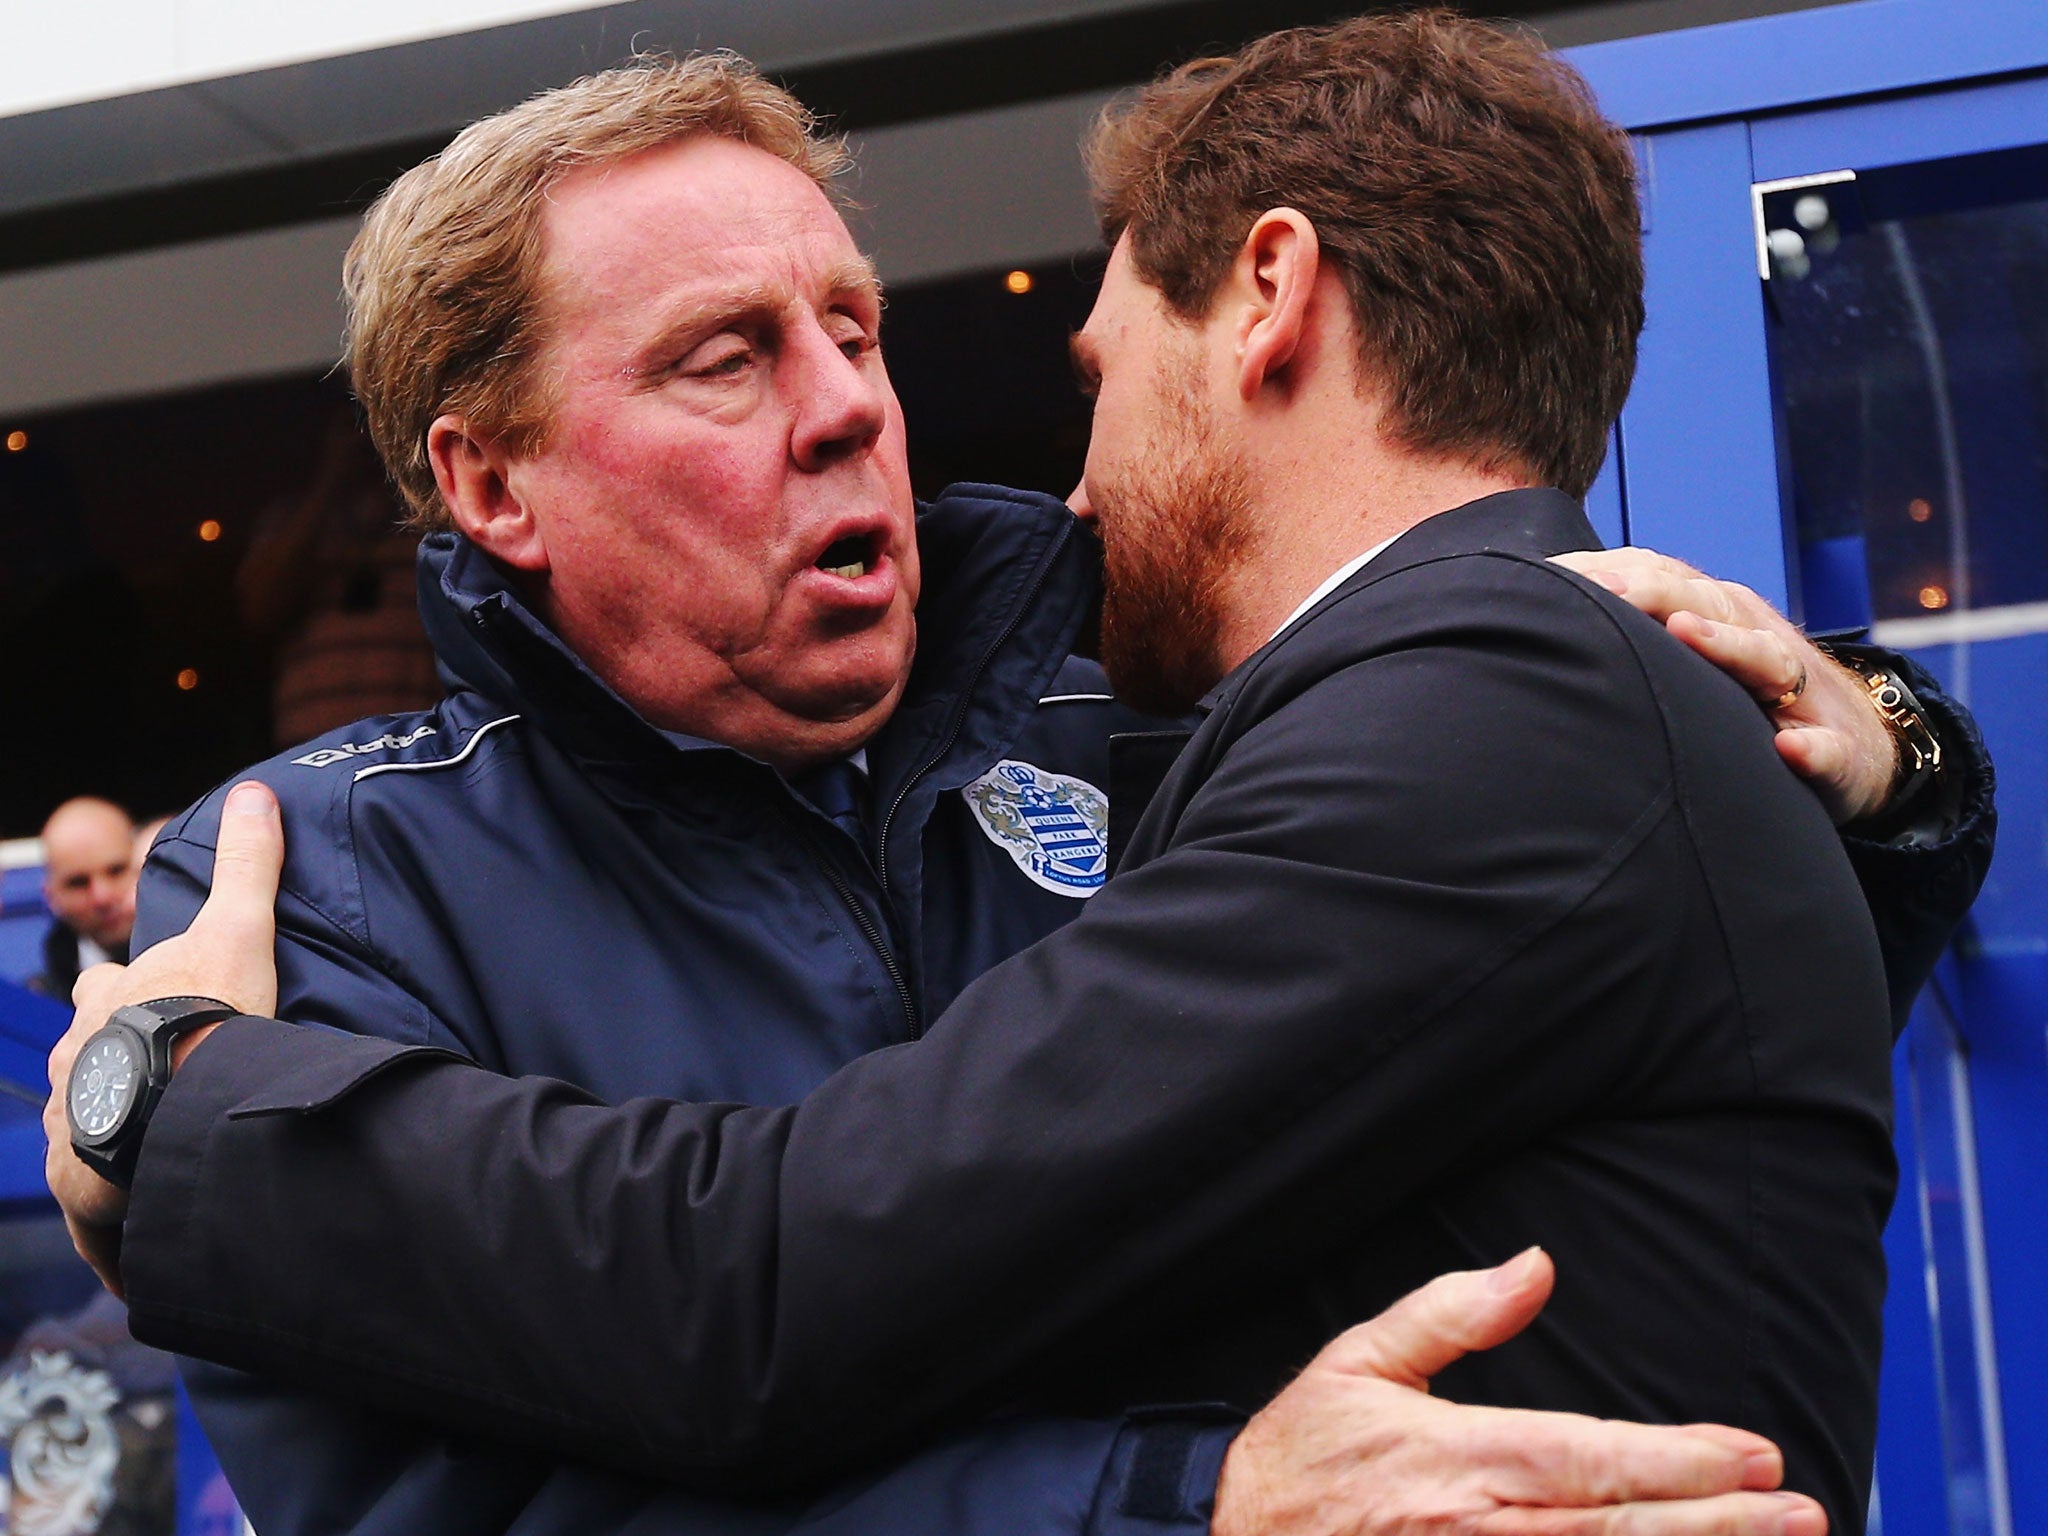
1551, 548, 1705, 591
1772, 727, 1844, 786
1554, 551, 1720, 626
1664, 613, 1806, 709
1478, 1489, 1825, 1535
1452, 1402, 1776, 1506
156, 780, 288, 1018
49, 968, 128, 1094
52, 783, 287, 1030
43, 1073, 68, 1151
44, 1031, 134, 1295
1671, 1424, 1783, 1488
43, 1124, 130, 1295
62, 1212, 125, 1301
1322, 1248, 1554, 1386
47, 1022, 78, 1094
196, 781, 285, 946
69, 960, 128, 1014
1555, 552, 1797, 647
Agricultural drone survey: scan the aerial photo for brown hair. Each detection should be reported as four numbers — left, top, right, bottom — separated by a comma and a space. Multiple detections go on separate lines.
344, 55, 850, 528
1086, 10, 1641, 497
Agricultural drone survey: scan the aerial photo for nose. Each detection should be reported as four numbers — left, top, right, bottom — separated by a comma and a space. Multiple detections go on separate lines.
1067, 477, 1096, 526
790, 319, 888, 473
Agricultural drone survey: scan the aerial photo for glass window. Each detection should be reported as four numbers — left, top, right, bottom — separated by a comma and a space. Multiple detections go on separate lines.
1762, 144, 2048, 640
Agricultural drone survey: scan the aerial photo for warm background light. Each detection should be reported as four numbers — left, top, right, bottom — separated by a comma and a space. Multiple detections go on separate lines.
3, 430, 24, 452
198, 519, 222, 542
1907, 497, 1933, 523
176, 668, 200, 691
1004, 269, 1034, 295
1918, 584, 1951, 611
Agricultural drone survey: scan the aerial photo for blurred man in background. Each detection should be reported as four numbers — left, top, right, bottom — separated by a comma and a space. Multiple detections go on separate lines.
30, 798, 136, 999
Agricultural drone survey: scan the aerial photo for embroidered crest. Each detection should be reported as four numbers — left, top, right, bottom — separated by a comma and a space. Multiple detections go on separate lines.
0, 1350, 121, 1536
964, 760, 1109, 897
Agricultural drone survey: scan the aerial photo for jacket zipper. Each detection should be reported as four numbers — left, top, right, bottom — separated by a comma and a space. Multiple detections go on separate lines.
471, 522, 1074, 1043
873, 517, 1075, 900
779, 805, 922, 1038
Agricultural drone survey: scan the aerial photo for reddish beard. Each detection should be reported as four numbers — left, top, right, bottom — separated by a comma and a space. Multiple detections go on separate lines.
1096, 362, 1255, 717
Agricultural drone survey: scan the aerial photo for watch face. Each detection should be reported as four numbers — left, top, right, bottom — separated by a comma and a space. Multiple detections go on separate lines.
70, 1030, 144, 1141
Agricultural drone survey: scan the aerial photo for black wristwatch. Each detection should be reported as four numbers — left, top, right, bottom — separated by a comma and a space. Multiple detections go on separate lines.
68, 996, 238, 1189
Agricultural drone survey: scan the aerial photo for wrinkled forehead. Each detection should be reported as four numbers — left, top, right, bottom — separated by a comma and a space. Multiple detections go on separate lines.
534, 136, 866, 317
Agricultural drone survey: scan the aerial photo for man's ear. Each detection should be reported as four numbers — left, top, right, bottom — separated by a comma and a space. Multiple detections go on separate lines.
426, 414, 549, 573
1231, 209, 1321, 401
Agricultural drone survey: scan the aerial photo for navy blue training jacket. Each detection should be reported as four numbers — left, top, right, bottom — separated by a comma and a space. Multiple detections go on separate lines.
132, 485, 1231, 1536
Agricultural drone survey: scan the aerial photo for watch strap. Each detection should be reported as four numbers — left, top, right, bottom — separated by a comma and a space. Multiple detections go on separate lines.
1818, 641, 1946, 826
71, 997, 238, 1189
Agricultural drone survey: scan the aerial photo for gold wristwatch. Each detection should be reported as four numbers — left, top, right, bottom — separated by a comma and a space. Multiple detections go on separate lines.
1828, 649, 1943, 812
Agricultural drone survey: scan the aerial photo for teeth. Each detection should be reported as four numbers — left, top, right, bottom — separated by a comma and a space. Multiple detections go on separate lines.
821, 561, 867, 580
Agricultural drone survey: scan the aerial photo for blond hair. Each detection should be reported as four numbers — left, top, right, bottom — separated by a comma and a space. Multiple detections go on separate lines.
344, 54, 849, 528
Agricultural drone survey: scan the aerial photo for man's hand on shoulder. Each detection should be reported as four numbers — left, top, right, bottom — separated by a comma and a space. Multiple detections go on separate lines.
1214, 1249, 1824, 1536
1554, 547, 1894, 824
43, 780, 288, 1295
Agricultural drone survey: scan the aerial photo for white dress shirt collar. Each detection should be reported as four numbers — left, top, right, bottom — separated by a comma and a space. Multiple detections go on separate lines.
1268, 532, 1403, 646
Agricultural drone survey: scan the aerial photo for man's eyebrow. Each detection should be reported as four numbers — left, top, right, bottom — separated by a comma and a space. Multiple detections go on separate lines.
630, 259, 884, 377
822, 256, 884, 309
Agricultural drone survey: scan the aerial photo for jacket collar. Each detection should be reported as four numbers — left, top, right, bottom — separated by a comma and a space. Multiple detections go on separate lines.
417, 533, 674, 780
1198, 487, 1598, 713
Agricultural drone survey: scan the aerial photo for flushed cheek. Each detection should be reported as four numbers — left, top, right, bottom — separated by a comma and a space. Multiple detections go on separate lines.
539, 497, 778, 655
550, 445, 791, 584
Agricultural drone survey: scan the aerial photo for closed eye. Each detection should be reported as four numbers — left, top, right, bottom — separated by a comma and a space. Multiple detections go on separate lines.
680, 336, 757, 380
834, 329, 878, 364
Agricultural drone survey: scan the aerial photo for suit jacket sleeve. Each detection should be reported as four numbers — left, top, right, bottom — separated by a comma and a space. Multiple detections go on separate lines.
133, 815, 1237, 1529
121, 559, 1879, 1484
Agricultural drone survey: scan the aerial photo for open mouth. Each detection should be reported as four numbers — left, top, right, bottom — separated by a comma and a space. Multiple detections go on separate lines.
815, 533, 878, 580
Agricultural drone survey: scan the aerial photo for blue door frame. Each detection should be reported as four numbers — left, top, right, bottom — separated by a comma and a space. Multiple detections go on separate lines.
1565, 6, 2048, 1532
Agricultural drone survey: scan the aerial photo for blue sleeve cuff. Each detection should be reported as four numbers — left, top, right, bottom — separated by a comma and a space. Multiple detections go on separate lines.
1088, 1408, 1243, 1535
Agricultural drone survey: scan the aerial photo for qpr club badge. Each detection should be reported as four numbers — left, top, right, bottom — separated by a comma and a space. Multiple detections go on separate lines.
964, 760, 1109, 898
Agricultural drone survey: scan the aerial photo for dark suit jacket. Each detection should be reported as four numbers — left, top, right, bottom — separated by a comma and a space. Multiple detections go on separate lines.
124, 490, 1897, 1532
29, 919, 122, 1000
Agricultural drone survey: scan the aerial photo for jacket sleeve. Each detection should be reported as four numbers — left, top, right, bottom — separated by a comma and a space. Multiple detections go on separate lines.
185, 1357, 1232, 1536
135, 806, 1241, 1529
124, 561, 1793, 1482
1831, 646, 1996, 1034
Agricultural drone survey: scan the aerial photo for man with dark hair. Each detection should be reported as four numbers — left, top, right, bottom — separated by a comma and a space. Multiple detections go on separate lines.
47, 17, 1985, 1536
1085, 14, 1642, 514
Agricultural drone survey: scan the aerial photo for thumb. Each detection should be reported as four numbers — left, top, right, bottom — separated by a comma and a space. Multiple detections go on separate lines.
192, 781, 284, 947
1320, 1247, 1554, 1388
